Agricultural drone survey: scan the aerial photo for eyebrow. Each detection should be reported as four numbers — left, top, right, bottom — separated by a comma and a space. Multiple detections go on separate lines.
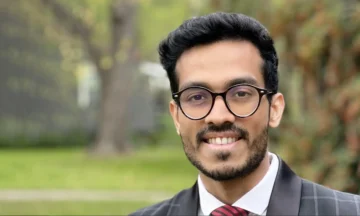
224, 77, 259, 88
179, 77, 259, 92
179, 81, 212, 91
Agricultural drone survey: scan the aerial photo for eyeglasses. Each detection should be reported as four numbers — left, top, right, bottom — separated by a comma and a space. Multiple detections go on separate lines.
172, 84, 274, 120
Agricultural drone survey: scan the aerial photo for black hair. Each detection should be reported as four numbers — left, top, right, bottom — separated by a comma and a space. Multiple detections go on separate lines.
158, 12, 278, 97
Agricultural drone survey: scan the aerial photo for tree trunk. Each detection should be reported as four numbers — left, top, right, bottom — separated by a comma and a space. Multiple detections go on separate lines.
91, 65, 133, 155
90, 0, 138, 155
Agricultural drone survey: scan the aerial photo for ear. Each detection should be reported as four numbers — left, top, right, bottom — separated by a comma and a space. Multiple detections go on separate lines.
269, 93, 285, 128
169, 100, 181, 135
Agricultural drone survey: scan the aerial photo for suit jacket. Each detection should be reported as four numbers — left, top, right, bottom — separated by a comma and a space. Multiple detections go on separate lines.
129, 155, 360, 216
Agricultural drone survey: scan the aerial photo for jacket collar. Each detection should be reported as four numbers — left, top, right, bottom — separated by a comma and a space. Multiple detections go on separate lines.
170, 181, 199, 216
266, 155, 302, 216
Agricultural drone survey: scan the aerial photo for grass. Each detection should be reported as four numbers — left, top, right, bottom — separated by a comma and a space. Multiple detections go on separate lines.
0, 146, 197, 192
0, 201, 151, 215
0, 146, 197, 215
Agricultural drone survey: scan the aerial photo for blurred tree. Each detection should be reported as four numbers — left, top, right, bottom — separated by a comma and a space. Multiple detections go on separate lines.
38, 0, 199, 155
269, 0, 360, 194
0, 1, 81, 141
211, 0, 360, 193
39, 0, 138, 155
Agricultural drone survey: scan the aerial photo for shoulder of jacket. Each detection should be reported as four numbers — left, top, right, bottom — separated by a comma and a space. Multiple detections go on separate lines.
128, 198, 173, 216
128, 187, 192, 216
301, 178, 360, 200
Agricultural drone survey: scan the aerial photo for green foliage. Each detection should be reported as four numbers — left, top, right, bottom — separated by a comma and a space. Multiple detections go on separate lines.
35, 0, 195, 62
138, 0, 192, 60
55, 0, 112, 51
269, 0, 360, 193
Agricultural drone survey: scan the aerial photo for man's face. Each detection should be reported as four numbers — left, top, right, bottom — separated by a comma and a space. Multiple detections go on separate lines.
170, 40, 284, 181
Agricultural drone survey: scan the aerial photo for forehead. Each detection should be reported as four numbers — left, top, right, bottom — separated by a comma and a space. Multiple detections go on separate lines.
175, 40, 264, 91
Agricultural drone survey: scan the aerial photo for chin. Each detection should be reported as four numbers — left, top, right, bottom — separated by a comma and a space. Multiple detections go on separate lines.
202, 165, 244, 181
189, 152, 264, 181
194, 159, 247, 181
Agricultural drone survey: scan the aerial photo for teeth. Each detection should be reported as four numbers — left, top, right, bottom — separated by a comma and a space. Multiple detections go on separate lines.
207, 137, 237, 144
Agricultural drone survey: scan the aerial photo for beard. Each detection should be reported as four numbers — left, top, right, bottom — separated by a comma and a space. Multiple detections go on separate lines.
181, 122, 268, 181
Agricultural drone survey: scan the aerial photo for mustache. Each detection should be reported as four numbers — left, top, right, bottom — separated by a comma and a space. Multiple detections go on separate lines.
196, 122, 249, 144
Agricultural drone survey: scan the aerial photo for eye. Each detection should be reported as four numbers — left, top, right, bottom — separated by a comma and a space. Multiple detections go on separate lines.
188, 94, 205, 101
180, 88, 210, 104
235, 91, 251, 97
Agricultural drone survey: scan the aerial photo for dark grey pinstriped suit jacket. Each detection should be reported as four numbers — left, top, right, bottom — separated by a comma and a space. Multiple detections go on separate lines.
129, 155, 360, 216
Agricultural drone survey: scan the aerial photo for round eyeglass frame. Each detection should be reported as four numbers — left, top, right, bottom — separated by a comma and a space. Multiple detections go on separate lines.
172, 84, 274, 120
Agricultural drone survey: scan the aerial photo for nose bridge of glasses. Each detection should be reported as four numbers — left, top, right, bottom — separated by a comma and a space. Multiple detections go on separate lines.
203, 91, 235, 123
211, 92, 231, 112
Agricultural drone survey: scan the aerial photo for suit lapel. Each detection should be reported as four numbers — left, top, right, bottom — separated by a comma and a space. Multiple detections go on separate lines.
170, 181, 199, 216
267, 155, 302, 216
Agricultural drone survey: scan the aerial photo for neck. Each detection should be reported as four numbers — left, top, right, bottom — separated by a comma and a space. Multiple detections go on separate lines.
199, 153, 271, 204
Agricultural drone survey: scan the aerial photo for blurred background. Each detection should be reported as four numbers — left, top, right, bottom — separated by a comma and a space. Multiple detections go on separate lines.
0, 0, 359, 215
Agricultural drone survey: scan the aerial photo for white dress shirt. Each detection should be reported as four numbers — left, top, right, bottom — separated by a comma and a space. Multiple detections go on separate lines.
198, 152, 279, 216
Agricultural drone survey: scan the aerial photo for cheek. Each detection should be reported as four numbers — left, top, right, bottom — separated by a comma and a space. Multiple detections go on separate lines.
179, 116, 202, 140
239, 103, 269, 138
259, 102, 270, 120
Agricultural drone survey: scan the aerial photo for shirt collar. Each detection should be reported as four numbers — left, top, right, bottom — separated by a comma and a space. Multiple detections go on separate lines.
198, 152, 279, 215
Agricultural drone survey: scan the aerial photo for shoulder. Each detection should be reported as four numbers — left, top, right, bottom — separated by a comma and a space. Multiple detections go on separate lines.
301, 179, 359, 200
128, 198, 173, 216
300, 179, 360, 215
128, 188, 191, 216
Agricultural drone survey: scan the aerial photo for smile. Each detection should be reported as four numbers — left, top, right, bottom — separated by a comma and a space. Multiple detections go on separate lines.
204, 136, 241, 145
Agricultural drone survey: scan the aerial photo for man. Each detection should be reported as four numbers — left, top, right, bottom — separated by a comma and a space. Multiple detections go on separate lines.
129, 12, 360, 216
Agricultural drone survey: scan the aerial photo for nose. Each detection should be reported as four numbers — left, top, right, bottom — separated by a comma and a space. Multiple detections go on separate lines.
204, 96, 236, 125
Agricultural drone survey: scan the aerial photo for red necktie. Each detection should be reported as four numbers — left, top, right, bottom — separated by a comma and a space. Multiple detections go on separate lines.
210, 205, 249, 216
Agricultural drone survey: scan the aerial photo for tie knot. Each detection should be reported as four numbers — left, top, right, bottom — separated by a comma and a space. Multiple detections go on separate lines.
210, 205, 248, 216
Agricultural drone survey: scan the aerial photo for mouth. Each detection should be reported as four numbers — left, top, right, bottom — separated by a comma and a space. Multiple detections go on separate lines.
202, 136, 241, 145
